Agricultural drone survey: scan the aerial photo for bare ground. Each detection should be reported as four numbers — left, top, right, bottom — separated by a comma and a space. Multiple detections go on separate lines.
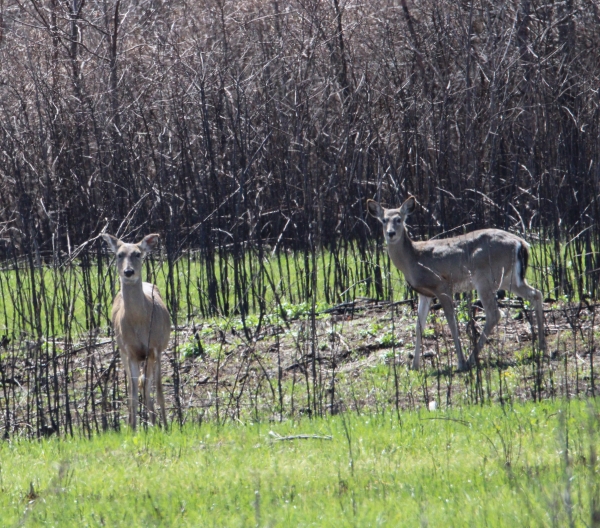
1, 298, 599, 436
169, 298, 600, 421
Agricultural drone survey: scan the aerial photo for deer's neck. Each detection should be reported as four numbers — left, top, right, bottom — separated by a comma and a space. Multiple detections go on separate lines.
386, 226, 419, 280
120, 279, 149, 319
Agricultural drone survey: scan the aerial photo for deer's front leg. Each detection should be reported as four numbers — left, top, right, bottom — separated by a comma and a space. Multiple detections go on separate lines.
128, 357, 141, 430
413, 294, 432, 370
142, 353, 157, 425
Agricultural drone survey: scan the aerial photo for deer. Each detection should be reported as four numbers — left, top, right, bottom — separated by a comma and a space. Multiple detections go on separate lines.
102, 233, 171, 429
367, 196, 546, 371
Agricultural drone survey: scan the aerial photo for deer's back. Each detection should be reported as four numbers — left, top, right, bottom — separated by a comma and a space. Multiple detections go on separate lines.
411, 228, 528, 292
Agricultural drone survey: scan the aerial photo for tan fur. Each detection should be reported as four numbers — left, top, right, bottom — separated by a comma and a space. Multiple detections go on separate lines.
103, 233, 171, 428
367, 197, 546, 371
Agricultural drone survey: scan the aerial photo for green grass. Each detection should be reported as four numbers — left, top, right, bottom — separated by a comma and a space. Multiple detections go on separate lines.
0, 245, 385, 339
0, 238, 592, 340
1, 398, 598, 527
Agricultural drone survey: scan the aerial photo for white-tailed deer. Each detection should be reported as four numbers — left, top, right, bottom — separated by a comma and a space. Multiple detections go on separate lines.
102, 233, 170, 429
367, 197, 546, 371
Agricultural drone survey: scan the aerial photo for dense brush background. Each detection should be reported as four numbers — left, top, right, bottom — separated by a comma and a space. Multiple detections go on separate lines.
0, 0, 599, 438
1, 0, 598, 289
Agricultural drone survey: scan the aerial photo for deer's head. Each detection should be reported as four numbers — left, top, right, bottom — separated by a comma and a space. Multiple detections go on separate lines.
367, 196, 416, 245
102, 233, 160, 284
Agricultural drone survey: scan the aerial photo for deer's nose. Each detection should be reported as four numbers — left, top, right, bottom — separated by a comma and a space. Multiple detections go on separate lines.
124, 268, 135, 278
387, 230, 396, 238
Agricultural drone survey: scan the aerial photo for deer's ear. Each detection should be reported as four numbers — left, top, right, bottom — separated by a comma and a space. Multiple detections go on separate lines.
139, 234, 160, 254
102, 234, 120, 253
367, 200, 384, 220
401, 196, 416, 216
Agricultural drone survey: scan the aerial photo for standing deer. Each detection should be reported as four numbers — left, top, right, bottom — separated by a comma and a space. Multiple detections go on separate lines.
367, 196, 546, 371
102, 233, 170, 429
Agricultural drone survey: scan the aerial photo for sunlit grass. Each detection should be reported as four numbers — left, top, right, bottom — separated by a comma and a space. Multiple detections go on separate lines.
1, 398, 597, 527
0, 244, 392, 339
0, 238, 592, 343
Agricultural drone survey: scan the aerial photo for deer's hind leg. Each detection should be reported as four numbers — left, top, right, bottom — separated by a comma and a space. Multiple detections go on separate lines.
469, 282, 502, 366
438, 292, 468, 371
509, 283, 546, 353
155, 354, 167, 428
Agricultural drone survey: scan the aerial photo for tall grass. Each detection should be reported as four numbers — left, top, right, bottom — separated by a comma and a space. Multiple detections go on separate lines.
0, 238, 592, 340
0, 241, 395, 339
1, 399, 598, 526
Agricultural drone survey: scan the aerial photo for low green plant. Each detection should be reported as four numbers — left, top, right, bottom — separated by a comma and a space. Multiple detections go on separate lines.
178, 338, 204, 360
368, 322, 385, 334
514, 345, 535, 363
377, 331, 400, 347
422, 327, 435, 338
456, 300, 471, 324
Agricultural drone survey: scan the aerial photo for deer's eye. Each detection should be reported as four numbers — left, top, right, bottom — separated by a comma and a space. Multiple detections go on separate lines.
117, 253, 125, 259
132, 252, 141, 259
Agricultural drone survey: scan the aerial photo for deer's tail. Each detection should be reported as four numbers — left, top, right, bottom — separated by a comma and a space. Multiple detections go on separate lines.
517, 242, 529, 284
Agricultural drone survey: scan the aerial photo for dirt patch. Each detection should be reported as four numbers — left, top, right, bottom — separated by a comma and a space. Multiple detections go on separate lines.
1, 299, 598, 437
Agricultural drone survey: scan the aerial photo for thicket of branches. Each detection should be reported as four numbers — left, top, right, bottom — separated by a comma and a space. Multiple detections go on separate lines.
1, 0, 599, 293
2, 0, 600, 437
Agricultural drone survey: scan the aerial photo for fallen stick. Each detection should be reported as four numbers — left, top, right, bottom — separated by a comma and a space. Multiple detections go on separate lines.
269, 431, 332, 441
